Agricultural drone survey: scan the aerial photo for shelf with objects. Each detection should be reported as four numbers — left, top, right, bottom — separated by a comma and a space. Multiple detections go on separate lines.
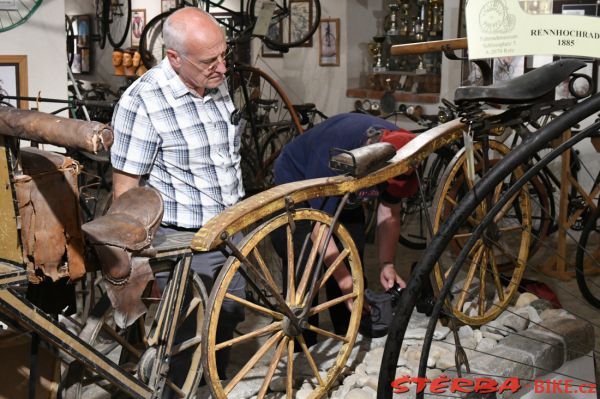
346, 0, 445, 107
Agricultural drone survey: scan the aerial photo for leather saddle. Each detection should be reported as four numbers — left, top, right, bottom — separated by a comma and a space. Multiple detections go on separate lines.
329, 142, 397, 177
82, 186, 163, 285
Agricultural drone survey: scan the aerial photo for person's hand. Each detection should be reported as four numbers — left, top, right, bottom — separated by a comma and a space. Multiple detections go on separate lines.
380, 263, 406, 290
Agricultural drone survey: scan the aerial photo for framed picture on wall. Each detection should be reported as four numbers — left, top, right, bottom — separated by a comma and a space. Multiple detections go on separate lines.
161, 0, 176, 12
0, 55, 28, 109
318, 18, 339, 66
289, 0, 312, 47
262, 20, 284, 57
131, 9, 146, 48
492, 56, 525, 84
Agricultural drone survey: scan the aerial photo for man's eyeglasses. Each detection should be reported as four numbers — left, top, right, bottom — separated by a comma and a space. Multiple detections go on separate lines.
180, 48, 231, 73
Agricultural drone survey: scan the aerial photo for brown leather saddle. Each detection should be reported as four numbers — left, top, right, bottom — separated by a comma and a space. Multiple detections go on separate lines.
82, 186, 164, 285
329, 142, 397, 177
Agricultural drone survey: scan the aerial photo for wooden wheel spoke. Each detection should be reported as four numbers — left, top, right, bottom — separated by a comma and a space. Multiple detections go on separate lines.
257, 337, 289, 399
286, 225, 295, 304
224, 331, 284, 395
488, 247, 505, 302
307, 292, 357, 316
297, 335, 324, 387
296, 224, 327, 302
225, 292, 284, 320
183, 297, 201, 320
287, 339, 294, 398
454, 243, 484, 313
216, 321, 282, 351
306, 324, 349, 342
252, 247, 279, 294
316, 248, 350, 290
478, 246, 489, 316
493, 190, 522, 224
443, 193, 480, 227
171, 336, 202, 356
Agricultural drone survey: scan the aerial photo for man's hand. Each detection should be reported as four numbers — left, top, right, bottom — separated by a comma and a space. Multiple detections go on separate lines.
380, 263, 406, 290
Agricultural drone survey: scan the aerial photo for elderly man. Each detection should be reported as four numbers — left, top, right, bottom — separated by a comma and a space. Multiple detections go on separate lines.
110, 7, 243, 385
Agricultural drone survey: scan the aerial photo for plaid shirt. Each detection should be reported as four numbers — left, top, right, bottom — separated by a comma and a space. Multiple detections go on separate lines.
111, 59, 244, 228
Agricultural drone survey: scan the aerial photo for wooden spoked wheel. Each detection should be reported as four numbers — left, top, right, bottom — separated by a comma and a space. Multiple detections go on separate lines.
431, 140, 532, 325
61, 271, 207, 398
202, 209, 363, 399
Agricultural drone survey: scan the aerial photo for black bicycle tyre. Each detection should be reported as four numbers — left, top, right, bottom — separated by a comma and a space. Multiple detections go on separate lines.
96, 0, 110, 50
576, 201, 600, 308
378, 92, 600, 399
107, 0, 132, 49
248, 0, 320, 48
139, 10, 170, 69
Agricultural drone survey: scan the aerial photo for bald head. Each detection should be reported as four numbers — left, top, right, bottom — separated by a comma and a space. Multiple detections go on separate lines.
163, 8, 223, 57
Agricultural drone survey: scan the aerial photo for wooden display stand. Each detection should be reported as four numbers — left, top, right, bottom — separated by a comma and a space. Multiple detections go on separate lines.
540, 129, 600, 280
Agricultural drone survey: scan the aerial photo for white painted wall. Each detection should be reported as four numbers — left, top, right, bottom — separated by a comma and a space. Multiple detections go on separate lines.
0, 0, 68, 114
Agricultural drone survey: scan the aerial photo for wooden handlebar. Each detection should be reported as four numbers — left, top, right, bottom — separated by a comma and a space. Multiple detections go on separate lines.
390, 37, 467, 56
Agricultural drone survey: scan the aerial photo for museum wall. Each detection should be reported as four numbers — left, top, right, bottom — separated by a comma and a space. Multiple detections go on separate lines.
0, 0, 68, 114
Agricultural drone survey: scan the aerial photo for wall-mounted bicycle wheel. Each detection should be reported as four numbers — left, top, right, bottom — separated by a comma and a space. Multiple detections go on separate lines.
249, 0, 320, 48
202, 209, 363, 399
431, 140, 532, 325
107, 0, 132, 49
0, 0, 41, 33
231, 64, 302, 194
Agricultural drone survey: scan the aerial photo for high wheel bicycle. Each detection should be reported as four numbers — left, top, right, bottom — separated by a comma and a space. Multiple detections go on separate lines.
378, 58, 600, 399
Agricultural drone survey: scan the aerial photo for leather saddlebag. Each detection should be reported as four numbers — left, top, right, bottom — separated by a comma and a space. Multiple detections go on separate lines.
14, 148, 86, 283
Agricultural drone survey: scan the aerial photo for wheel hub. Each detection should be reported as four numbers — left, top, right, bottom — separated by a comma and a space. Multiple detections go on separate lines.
282, 307, 306, 337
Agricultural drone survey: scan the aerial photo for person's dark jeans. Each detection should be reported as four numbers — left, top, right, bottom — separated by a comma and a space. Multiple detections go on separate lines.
270, 206, 366, 346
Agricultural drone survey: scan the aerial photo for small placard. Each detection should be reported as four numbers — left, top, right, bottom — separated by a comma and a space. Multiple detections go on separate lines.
466, 0, 600, 59
0, 0, 17, 11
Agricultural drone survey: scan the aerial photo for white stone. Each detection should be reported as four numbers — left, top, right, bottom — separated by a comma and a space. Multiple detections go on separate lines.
396, 355, 408, 367
342, 374, 358, 389
355, 363, 367, 377
476, 337, 497, 353
458, 325, 474, 339
295, 388, 312, 399
345, 388, 374, 399
433, 324, 450, 340
499, 311, 529, 332
364, 347, 384, 372
404, 328, 427, 340
473, 329, 483, 343
362, 385, 377, 397
515, 292, 539, 308
436, 352, 456, 370
426, 368, 443, 379
540, 308, 576, 320
521, 305, 542, 324
396, 366, 412, 377
365, 376, 378, 391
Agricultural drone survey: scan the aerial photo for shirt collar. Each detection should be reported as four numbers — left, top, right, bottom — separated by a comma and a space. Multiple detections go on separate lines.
161, 58, 220, 99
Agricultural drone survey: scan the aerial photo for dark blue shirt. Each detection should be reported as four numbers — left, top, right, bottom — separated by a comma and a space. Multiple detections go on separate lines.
274, 113, 398, 214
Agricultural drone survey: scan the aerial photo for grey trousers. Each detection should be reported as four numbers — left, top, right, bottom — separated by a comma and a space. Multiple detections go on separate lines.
155, 226, 245, 396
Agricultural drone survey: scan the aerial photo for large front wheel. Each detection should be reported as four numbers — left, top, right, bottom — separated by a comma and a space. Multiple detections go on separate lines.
202, 209, 363, 399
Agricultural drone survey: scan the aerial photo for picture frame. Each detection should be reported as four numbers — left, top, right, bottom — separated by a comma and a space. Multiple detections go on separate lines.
318, 18, 339, 66
131, 9, 146, 48
0, 55, 28, 109
262, 20, 284, 58
161, 0, 176, 13
289, 0, 312, 47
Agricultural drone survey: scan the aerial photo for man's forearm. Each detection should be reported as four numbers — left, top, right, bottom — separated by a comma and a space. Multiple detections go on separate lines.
112, 169, 142, 200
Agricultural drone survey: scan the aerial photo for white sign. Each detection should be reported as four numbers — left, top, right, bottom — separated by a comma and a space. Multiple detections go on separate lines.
466, 0, 600, 59
0, 0, 17, 11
